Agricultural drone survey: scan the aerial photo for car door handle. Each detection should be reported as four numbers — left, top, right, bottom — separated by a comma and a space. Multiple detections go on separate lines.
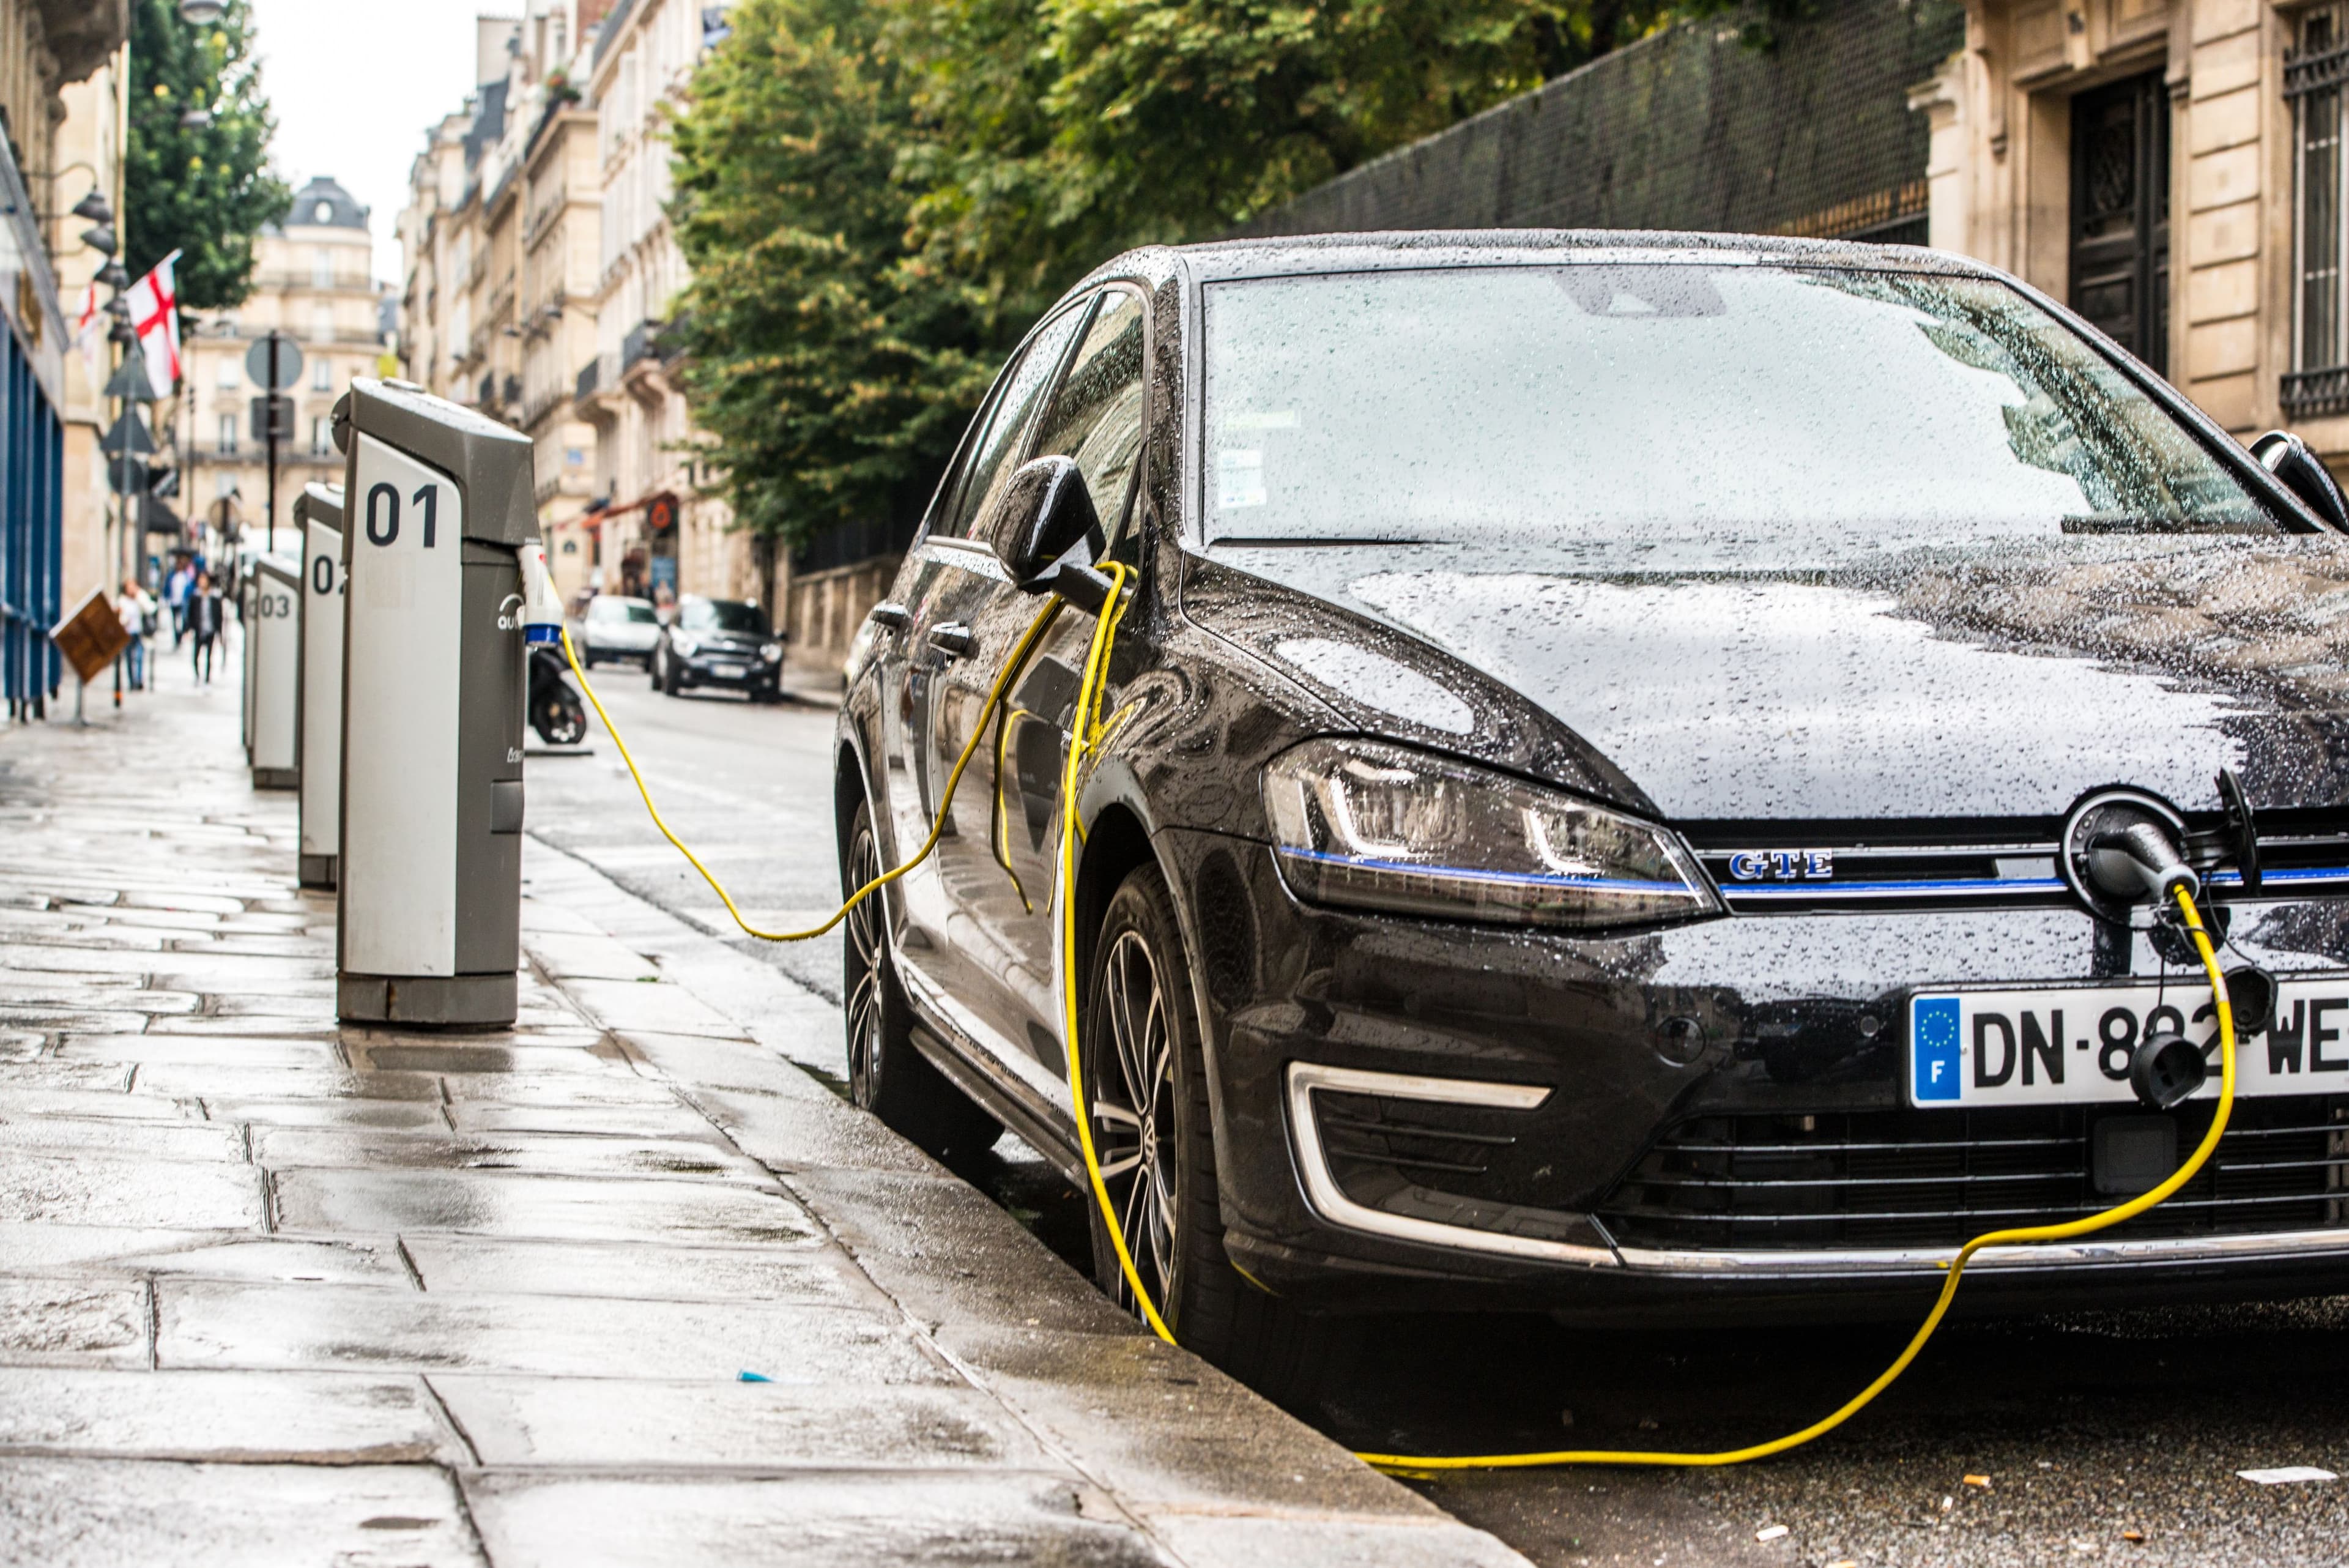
869, 601, 910, 632
929, 623, 975, 658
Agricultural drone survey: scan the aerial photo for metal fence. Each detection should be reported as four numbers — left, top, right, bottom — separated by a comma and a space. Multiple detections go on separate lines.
1233, 0, 1965, 245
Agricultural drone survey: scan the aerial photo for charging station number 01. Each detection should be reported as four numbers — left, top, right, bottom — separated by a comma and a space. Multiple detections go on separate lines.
363, 483, 439, 549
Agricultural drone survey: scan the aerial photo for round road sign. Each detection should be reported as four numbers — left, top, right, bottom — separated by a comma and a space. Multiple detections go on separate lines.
244, 332, 304, 390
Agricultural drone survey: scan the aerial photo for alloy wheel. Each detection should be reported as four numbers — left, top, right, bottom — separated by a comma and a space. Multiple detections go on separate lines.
1093, 927, 1179, 1309
844, 825, 887, 1107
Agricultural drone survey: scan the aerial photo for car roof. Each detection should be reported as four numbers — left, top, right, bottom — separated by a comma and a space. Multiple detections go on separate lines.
1070, 228, 2000, 294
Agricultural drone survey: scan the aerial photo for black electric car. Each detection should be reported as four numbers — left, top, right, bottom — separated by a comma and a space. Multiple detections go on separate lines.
651, 595, 785, 700
833, 232, 2349, 1395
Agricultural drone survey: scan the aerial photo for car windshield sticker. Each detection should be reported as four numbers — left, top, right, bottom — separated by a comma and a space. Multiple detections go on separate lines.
1218, 448, 1266, 508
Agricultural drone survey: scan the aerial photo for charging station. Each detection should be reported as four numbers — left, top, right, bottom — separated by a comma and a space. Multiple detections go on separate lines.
332, 378, 536, 1028
294, 483, 345, 890
245, 552, 300, 790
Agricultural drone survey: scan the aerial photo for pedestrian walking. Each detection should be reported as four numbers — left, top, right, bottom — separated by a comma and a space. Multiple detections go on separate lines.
115, 579, 156, 692
165, 559, 193, 647
188, 571, 223, 685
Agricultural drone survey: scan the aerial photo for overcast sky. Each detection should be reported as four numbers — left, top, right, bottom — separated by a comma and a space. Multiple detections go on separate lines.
248, 0, 502, 283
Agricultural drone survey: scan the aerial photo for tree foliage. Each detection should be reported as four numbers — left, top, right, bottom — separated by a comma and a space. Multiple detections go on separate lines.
667, 0, 993, 543
125, 0, 287, 311
672, 0, 1690, 546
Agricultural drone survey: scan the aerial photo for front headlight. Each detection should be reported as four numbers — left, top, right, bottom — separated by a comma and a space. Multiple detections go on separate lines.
670, 634, 699, 657
1263, 738, 1721, 931
759, 641, 784, 663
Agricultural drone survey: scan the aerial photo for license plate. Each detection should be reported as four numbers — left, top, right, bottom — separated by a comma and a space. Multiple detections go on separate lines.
1909, 978, 2349, 1107
709, 661, 745, 678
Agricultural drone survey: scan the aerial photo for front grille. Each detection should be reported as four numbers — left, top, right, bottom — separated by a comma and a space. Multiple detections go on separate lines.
1682, 814, 2349, 913
1598, 1098, 2349, 1252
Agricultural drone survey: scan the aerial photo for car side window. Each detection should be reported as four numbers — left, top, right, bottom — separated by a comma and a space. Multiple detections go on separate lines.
1026, 287, 1146, 540
943, 301, 1091, 540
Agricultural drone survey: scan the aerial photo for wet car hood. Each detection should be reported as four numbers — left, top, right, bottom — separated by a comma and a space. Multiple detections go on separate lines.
1198, 535, 2349, 822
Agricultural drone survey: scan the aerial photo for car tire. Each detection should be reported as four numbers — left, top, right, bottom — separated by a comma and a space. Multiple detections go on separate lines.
648, 651, 662, 691
662, 656, 683, 697
842, 799, 1000, 1162
1082, 863, 1355, 1411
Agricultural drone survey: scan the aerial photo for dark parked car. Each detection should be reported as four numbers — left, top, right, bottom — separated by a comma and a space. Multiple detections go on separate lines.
652, 595, 784, 700
833, 231, 2349, 1399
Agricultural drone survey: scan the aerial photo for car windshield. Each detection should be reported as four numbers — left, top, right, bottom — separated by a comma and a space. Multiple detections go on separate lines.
679, 598, 769, 634
589, 599, 656, 624
1201, 264, 2281, 549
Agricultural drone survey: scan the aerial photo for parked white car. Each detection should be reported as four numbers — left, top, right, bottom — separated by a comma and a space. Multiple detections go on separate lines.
575, 595, 661, 668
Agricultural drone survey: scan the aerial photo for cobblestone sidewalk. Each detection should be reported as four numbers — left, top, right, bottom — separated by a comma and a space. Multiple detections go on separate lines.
0, 686, 1526, 1566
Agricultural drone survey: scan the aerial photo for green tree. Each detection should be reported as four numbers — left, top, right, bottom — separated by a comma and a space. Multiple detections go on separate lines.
125, 0, 286, 310
668, 0, 993, 547
902, 0, 1680, 310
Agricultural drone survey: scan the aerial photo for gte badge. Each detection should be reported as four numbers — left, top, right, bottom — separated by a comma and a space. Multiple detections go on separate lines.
1727, 849, 1835, 880
1912, 995, 1962, 1102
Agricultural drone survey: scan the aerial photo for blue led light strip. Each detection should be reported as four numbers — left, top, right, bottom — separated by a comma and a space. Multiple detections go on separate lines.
1723, 865, 2349, 899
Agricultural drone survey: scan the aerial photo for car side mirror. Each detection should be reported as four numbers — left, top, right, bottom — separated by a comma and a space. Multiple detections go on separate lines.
991, 456, 1108, 600
2252, 429, 2348, 529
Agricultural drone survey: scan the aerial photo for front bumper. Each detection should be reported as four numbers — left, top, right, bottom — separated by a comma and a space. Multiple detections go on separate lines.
677, 652, 780, 689
1155, 829, 2349, 1321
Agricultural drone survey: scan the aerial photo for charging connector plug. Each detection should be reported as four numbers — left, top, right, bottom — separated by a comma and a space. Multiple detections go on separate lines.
2088, 820, 2201, 911
518, 543, 564, 647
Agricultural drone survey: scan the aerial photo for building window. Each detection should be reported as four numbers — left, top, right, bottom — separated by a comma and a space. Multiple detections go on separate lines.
215, 357, 238, 389
217, 414, 237, 455
214, 472, 237, 500
313, 248, 332, 288
313, 303, 335, 341
312, 357, 331, 392
2290, 4, 2349, 415
311, 416, 331, 456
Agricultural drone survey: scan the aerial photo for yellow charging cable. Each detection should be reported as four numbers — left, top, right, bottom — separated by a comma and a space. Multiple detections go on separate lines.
1052, 562, 1179, 1340
558, 601, 1061, 943
571, 578, 2243, 1476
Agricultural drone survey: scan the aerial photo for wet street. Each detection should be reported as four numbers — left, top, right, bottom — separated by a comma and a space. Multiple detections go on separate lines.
535, 672, 2349, 1567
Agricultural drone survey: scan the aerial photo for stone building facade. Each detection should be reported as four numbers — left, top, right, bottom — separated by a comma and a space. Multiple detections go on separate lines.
574, 0, 747, 611
1910, 0, 2349, 459
399, 1, 760, 615
182, 177, 391, 554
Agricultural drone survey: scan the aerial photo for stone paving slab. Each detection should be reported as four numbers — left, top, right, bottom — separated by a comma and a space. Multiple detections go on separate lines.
461, 1471, 1162, 1568
401, 1235, 870, 1306
0, 689, 1529, 1566
250, 1125, 779, 1184
0, 1457, 484, 1566
270, 1166, 822, 1244
0, 1367, 451, 1461
0, 1279, 150, 1366
159, 1279, 951, 1383
0, 1150, 264, 1228
434, 1375, 1055, 1470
